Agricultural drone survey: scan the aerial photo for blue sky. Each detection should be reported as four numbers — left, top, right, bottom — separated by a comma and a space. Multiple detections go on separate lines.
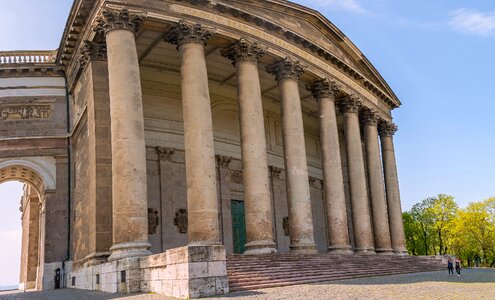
0, 0, 494, 286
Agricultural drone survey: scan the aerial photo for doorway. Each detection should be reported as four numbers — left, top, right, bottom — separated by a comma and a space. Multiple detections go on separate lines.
231, 200, 246, 254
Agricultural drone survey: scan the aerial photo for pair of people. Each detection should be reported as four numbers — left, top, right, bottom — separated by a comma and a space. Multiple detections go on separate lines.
447, 257, 461, 276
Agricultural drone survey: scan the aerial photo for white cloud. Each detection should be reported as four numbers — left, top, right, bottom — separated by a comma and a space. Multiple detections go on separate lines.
449, 8, 495, 36
312, 0, 366, 14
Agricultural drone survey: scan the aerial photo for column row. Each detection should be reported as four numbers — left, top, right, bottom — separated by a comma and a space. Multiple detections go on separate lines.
95, 9, 407, 259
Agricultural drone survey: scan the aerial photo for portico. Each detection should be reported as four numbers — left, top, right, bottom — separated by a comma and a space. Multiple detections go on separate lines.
1, 0, 409, 298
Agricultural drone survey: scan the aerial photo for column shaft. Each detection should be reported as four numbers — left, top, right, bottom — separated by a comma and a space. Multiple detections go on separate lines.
309, 80, 351, 253
380, 123, 407, 255
341, 97, 375, 254
363, 111, 393, 254
222, 39, 276, 254
237, 61, 276, 253
266, 58, 316, 253
281, 78, 316, 252
106, 27, 151, 260
179, 42, 220, 245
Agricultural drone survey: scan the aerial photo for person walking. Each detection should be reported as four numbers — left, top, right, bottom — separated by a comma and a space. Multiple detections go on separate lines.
447, 257, 454, 275
455, 258, 462, 277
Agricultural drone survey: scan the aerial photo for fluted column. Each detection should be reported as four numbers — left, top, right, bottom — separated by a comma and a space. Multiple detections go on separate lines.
266, 57, 316, 253
362, 109, 393, 254
379, 122, 408, 255
221, 39, 276, 254
165, 20, 221, 245
308, 79, 352, 254
339, 95, 375, 254
95, 9, 151, 260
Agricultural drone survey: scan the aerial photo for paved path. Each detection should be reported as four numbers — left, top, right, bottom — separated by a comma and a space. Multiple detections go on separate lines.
1, 269, 494, 299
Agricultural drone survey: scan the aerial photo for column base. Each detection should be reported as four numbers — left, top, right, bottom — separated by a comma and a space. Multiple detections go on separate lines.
328, 245, 354, 254
354, 248, 376, 255
375, 248, 394, 255
244, 241, 278, 255
108, 241, 152, 261
83, 251, 111, 266
393, 249, 409, 256
290, 243, 318, 254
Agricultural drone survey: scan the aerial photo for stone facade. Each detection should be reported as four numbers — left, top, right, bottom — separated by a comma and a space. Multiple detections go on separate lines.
1, 0, 407, 298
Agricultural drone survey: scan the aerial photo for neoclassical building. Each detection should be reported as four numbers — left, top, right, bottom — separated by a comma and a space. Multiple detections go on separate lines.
1, 0, 410, 298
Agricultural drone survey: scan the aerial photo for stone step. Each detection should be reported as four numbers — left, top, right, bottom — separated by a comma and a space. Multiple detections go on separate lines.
228, 266, 444, 282
226, 254, 445, 292
228, 268, 443, 292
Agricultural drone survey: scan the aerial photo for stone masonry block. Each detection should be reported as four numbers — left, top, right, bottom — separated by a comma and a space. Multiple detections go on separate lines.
208, 261, 227, 277
188, 262, 208, 278
189, 277, 216, 298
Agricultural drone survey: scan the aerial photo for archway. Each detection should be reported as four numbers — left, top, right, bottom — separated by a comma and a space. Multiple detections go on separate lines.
0, 158, 56, 291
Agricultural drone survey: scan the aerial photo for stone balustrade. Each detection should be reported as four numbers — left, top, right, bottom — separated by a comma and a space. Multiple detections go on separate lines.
0, 50, 57, 65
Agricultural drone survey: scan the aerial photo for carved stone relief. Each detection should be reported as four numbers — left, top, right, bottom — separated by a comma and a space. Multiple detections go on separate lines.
282, 217, 290, 236
230, 170, 243, 184
0, 104, 52, 121
147, 208, 159, 234
174, 209, 188, 234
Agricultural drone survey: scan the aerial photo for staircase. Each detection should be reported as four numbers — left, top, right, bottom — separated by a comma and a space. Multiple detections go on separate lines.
227, 253, 444, 292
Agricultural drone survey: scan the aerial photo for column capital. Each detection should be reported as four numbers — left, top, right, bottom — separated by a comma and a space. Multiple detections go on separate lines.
266, 57, 306, 82
164, 20, 214, 49
215, 155, 232, 169
361, 108, 381, 127
78, 40, 107, 70
379, 121, 398, 137
269, 166, 283, 179
157, 146, 175, 161
220, 38, 265, 66
307, 79, 340, 100
339, 94, 362, 114
94, 9, 144, 35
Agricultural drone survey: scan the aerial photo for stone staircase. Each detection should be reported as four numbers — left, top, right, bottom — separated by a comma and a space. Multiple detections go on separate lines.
227, 253, 444, 292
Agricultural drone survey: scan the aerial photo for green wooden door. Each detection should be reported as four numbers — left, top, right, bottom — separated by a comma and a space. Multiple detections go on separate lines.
231, 200, 247, 254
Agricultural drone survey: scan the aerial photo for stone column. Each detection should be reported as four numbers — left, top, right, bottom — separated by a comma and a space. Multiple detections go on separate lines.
339, 95, 375, 254
266, 57, 316, 253
379, 121, 408, 255
362, 109, 393, 254
308, 79, 352, 254
165, 20, 221, 245
95, 9, 151, 260
221, 39, 276, 254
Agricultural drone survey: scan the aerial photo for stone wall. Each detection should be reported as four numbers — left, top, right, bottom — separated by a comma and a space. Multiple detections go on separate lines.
67, 245, 228, 298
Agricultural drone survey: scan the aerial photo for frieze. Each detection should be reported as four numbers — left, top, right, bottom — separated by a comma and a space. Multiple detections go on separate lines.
0, 104, 52, 121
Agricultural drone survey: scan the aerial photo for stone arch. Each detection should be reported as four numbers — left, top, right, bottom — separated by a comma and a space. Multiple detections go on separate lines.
0, 157, 56, 196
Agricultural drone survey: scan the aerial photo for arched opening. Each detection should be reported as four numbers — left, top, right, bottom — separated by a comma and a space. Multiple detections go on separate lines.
0, 161, 54, 291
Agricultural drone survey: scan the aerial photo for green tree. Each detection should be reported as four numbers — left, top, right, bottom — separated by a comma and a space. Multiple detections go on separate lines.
409, 197, 436, 255
429, 194, 458, 255
449, 198, 495, 266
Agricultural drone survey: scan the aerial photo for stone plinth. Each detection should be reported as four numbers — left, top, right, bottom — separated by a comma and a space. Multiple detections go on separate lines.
140, 245, 228, 298
67, 245, 228, 299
